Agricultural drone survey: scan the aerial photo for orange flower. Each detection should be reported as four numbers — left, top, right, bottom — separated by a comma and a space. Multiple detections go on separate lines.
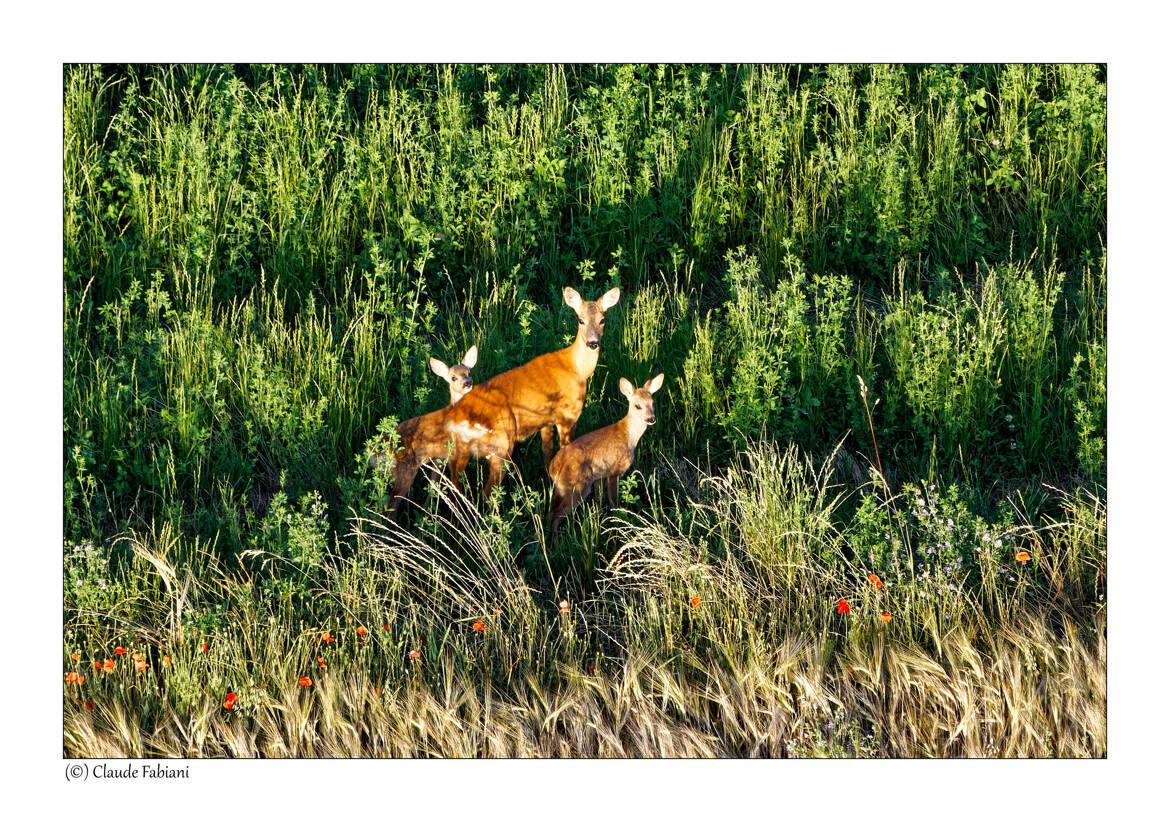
298, 677, 312, 687
868, 574, 883, 590
223, 692, 238, 710
317, 656, 326, 669
81, 700, 95, 710
320, 631, 335, 643
558, 599, 569, 614
161, 655, 172, 667
1015, 551, 1031, 563
71, 652, 80, 661
881, 613, 892, 623
65, 672, 81, 684
135, 658, 147, 671
93, 661, 102, 671
103, 659, 115, 672
200, 642, 209, 653
836, 599, 850, 615
382, 624, 391, 631
346, 616, 354, 623
356, 626, 368, 636
493, 607, 503, 615
114, 647, 127, 656
131, 651, 143, 662
690, 596, 702, 608
408, 650, 421, 659
471, 620, 485, 631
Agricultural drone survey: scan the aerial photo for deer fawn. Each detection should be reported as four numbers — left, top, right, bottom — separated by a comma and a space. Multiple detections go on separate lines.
548, 373, 664, 537
428, 345, 478, 405
383, 384, 518, 514
372, 344, 516, 514
474, 286, 620, 471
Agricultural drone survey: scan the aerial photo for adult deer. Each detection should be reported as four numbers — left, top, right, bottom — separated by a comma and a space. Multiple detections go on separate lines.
548, 373, 664, 537
477, 286, 621, 469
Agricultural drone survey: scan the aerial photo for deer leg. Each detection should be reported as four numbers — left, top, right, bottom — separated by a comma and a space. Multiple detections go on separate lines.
448, 448, 470, 492
607, 474, 619, 507
390, 459, 421, 515
556, 419, 577, 449
482, 453, 506, 500
541, 425, 557, 467
549, 487, 580, 539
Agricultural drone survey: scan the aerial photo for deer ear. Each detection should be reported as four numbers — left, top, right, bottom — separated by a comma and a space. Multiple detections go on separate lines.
646, 373, 665, 394
619, 377, 635, 398
599, 287, 621, 310
563, 287, 583, 312
461, 345, 478, 368
428, 358, 449, 379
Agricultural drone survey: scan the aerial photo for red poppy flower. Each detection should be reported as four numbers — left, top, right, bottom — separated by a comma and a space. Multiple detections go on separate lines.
690, 596, 702, 608
114, 647, 127, 656
131, 651, 143, 662
65, 672, 81, 684
200, 642, 208, 653
408, 650, 420, 659
134, 658, 147, 671
298, 677, 312, 687
382, 624, 391, 631
93, 661, 102, 671
868, 574, 882, 590
320, 631, 335, 643
346, 616, 354, 622
103, 658, 116, 672
471, 620, 485, 631
1015, 551, 1031, 562
881, 613, 892, 623
836, 599, 850, 615
81, 700, 95, 710
223, 692, 238, 710
161, 655, 172, 667
71, 652, 80, 661
493, 607, 503, 615
356, 626, 368, 636
317, 656, 326, 669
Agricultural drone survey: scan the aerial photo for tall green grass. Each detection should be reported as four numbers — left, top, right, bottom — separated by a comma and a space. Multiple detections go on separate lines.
63, 64, 1106, 757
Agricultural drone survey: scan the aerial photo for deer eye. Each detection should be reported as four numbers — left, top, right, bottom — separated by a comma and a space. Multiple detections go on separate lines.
599, 318, 606, 325
578, 318, 584, 325
635, 404, 642, 410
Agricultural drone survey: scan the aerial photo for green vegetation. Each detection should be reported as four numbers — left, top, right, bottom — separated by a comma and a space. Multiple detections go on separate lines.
63, 64, 1106, 757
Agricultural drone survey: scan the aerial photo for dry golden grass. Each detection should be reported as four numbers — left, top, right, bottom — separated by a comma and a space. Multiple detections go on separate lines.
63, 444, 1105, 758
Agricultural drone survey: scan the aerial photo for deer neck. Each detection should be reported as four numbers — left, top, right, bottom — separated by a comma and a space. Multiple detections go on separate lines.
621, 413, 649, 450
569, 332, 601, 379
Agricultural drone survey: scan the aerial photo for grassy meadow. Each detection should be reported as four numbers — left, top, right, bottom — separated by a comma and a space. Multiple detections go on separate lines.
63, 63, 1106, 757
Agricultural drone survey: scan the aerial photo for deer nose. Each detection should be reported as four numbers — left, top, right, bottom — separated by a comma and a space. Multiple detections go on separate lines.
647, 414, 656, 425
586, 339, 600, 350
462, 379, 473, 390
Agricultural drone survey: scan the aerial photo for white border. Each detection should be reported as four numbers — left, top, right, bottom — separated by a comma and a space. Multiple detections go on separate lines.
6, 0, 1167, 817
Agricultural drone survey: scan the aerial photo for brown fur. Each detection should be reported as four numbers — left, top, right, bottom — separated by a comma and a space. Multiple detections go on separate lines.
548, 374, 663, 536
478, 286, 620, 468
383, 384, 518, 514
